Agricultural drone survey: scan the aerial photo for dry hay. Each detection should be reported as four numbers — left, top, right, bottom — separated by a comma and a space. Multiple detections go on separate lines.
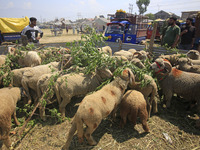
8, 95, 200, 150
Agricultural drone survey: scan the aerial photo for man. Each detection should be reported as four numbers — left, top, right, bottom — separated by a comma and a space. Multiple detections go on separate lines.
21, 17, 43, 43
162, 17, 180, 48
179, 18, 195, 50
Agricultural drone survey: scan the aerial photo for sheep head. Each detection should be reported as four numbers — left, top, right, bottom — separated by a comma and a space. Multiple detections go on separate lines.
151, 58, 172, 74
8, 47, 16, 55
177, 57, 193, 66
186, 50, 199, 60
121, 68, 135, 86
96, 68, 113, 79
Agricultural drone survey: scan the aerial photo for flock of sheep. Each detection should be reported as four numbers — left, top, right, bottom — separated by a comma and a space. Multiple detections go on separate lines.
0, 45, 200, 150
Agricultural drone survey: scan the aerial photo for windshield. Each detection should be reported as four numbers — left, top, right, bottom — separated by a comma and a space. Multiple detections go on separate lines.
105, 24, 124, 34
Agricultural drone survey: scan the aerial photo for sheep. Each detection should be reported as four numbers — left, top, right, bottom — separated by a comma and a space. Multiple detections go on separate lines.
113, 50, 133, 61
133, 50, 151, 61
130, 58, 145, 69
120, 90, 150, 132
0, 55, 6, 67
151, 58, 200, 110
186, 50, 200, 60
159, 54, 182, 66
98, 46, 112, 56
140, 40, 147, 45
177, 57, 200, 74
54, 68, 113, 118
129, 74, 158, 117
128, 49, 137, 54
0, 87, 26, 149
8, 47, 41, 67
62, 68, 135, 150
21, 61, 65, 104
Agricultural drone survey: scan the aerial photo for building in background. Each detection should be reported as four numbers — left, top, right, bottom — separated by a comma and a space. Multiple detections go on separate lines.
154, 10, 180, 20
181, 11, 200, 20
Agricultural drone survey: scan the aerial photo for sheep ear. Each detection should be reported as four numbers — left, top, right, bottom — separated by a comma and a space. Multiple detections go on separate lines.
196, 52, 199, 56
164, 61, 172, 73
133, 52, 141, 56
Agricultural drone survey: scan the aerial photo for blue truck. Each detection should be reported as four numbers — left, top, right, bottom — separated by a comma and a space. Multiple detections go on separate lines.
105, 11, 148, 44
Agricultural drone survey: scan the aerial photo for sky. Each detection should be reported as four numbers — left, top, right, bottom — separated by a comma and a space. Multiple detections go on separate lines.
0, 0, 200, 22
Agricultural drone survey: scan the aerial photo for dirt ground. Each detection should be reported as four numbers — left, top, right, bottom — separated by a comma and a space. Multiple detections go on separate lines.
6, 95, 200, 150
40, 29, 81, 44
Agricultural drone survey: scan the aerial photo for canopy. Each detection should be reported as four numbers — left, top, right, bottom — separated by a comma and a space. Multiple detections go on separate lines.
0, 16, 29, 33
155, 18, 164, 22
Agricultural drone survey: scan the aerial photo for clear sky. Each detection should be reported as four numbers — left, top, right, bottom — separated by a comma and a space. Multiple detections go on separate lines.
0, 0, 200, 21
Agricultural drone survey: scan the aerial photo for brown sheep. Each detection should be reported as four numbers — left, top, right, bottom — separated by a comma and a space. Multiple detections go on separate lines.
120, 90, 150, 132
0, 87, 26, 149
62, 68, 135, 150
129, 74, 158, 117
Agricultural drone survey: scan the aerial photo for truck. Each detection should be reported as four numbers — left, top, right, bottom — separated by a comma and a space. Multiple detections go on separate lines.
105, 10, 148, 44
0, 16, 29, 44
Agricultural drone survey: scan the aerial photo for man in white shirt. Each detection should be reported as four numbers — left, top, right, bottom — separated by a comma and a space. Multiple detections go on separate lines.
21, 17, 43, 43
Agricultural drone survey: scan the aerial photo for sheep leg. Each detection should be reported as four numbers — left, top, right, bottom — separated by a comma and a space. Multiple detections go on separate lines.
59, 97, 71, 118
21, 80, 32, 104
12, 111, 20, 126
39, 104, 46, 121
130, 109, 138, 129
120, 114, 127, 128
139, 109, 150, 133
145, 97, 151, 118
3, 136, 11, 149
84, 124, 98, 146
111, 107, 118, 121
164, 90, 173, 108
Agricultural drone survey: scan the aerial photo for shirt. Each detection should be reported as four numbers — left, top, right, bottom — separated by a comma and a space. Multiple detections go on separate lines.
180, 25, 195, 45
21, 25, 43, 43
162, 25, 180, 47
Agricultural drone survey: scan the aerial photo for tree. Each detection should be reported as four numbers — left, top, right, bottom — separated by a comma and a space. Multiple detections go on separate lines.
145, 13, 155, 20
136, 0, 150, 15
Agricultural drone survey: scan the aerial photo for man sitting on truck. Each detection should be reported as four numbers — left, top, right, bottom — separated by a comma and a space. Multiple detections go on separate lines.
21, 17, 43, 43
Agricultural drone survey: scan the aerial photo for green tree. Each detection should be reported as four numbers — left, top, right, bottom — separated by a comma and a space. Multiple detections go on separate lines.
136, 0, 150, 15
145, 13, 155, 20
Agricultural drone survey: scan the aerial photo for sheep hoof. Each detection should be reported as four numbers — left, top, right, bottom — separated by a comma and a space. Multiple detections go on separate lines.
41, 116, 47, 122
88, 140, 97, 146
27, 99, 32, 105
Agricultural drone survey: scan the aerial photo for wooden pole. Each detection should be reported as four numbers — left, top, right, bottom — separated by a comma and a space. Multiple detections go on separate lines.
149, 22, 158, 54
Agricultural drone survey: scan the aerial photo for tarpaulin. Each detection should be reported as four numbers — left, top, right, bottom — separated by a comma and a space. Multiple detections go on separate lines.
0, 16, 29, 33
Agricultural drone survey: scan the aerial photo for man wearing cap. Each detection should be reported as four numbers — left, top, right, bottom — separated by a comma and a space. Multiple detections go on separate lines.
162, 17, 181, 48
21, 17, 43, 43
179, 18, 195, 50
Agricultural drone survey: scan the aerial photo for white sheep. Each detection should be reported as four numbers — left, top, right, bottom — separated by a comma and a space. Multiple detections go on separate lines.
0, 55, 6, 67
130, 58, 145, 69
8, 47, 41, 67
62, 68, 135, 150
113, 50, 133, 61
151, 58, 200, 110
159, 54, 182, 66
133, 50, 151, 61
98, 46, 112, 56
54, 68, 113, 118
0, 87, 25, 149
177, 57, 200, 74
186, 50, 200, 60
21, 62, 61, 104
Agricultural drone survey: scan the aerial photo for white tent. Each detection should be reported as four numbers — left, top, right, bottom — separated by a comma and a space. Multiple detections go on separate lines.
93, 18, 110, 32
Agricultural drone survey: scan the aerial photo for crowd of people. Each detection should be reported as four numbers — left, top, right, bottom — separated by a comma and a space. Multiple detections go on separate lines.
161, 17, 196, 50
